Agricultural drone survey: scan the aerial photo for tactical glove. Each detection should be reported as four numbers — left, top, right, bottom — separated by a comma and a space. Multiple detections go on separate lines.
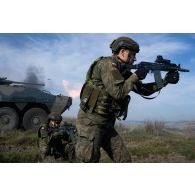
134, 67, 148, 80
164, 71, 179, 85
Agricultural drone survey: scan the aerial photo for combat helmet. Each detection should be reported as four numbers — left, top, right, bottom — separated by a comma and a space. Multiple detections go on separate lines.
48, 112, 62, 122
110, 36, 140, 54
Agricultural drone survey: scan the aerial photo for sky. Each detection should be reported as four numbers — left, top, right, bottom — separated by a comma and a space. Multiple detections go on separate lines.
0, 33, 194, 121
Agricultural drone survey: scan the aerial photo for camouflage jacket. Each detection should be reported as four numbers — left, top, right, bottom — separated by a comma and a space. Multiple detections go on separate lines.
79, 56, 159, 120
87, 56, 139, 100
89, 56, 159, 96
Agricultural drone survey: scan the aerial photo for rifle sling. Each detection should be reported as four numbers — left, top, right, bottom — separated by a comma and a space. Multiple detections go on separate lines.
140, 90, 161, 100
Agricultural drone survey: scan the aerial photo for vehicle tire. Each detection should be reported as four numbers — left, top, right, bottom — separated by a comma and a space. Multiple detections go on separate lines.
0, 107, 19, 130
23, 108, 48, 130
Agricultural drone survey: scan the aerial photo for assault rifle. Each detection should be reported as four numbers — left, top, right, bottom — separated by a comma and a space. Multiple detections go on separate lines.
48, 123, 76, 143
127, 55, 189, 89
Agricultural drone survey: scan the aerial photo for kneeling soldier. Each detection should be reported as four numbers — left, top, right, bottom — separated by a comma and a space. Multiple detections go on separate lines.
38, 112, 76, 162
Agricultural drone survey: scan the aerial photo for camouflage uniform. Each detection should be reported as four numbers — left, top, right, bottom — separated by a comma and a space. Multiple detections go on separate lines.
38, 123, 76, 162
75, 55, 160, 163
38, 124, 50, 159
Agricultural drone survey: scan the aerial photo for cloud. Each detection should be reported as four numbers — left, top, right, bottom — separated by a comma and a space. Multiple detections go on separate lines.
138, 37, 191, 61
190, 58, 195, 68
0, 34, 122, 93
142, 41, 188, 55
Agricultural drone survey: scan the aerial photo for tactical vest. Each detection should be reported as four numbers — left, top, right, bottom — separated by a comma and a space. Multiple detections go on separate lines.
80, 57, 130, 120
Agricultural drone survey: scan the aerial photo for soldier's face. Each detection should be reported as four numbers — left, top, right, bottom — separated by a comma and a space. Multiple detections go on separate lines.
118, 49, 136, 64
49, 120, 61, 128
126, 50, 137, 64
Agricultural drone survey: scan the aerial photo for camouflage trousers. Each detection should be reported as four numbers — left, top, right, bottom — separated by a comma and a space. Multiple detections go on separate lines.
38, 126, 50, 159
75, 109, 131, 163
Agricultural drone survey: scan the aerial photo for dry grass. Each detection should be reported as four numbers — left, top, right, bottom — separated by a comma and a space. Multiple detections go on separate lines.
144, 120, 166, 135
100, 121, 195, 163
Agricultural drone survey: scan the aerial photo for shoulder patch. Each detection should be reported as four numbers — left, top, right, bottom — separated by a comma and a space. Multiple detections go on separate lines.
111, 69, 124, 85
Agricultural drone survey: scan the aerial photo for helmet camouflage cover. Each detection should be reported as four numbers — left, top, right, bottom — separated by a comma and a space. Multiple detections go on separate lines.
110, 36, 140, 54
48, 112, 62, 121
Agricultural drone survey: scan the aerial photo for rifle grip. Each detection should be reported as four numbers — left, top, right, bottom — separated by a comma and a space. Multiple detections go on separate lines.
153, 70, 164, 89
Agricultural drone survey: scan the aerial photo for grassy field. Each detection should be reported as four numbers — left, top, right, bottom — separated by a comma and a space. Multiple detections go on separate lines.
0, 119, 195, 163
108, 123, 195, 162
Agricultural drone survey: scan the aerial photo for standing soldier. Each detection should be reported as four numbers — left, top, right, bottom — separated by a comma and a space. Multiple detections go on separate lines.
38, 112, 76, 162
75, 36, 179, 163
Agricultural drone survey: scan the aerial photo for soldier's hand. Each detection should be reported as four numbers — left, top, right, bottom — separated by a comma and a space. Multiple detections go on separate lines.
164, 71, 179, 85
134, 67, 148, 80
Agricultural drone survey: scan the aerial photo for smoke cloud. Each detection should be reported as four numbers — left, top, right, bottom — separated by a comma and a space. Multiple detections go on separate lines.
23, 66, 45, 89
62, 80, 82, 98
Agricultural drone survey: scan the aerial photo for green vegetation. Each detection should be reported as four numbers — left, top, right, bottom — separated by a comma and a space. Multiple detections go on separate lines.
0, 129, 42, 163
1, 120, 195, 163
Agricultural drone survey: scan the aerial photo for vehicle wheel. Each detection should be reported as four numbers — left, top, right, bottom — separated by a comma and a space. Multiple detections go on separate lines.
0, 107, 19, 130
23, 108, 48, 130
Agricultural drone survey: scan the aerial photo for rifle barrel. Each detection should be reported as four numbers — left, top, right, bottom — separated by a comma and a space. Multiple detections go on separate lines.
178, 68, 189, 72
14, 81, 45, 86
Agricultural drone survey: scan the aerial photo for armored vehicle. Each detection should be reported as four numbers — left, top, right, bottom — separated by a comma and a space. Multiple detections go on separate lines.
0, 77, 72, 130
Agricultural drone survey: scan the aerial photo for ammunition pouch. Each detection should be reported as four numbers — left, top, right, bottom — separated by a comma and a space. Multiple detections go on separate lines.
79, 56, 131, 119
80, 81, 101, 113
80, 81, 131, 120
